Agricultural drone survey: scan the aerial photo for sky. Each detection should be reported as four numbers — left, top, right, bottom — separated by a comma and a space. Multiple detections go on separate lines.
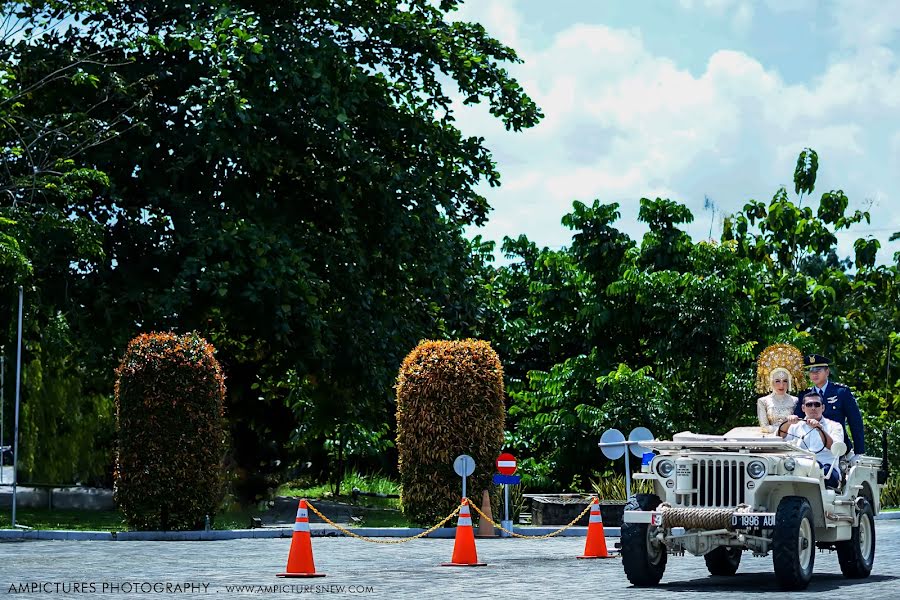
449, 0, 900, 264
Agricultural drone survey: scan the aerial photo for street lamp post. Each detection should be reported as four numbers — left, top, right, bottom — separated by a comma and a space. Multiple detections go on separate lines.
12, 286, 23, 526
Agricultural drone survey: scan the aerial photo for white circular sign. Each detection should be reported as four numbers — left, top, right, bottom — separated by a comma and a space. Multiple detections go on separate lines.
453, 454, 475, 477
628, 427, 655, 458
599, 428, 626, 460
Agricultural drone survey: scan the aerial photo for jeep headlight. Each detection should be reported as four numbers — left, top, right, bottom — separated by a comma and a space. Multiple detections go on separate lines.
783, 457, 796, 472
656, 459, 675, 478
747, 460, 767, 479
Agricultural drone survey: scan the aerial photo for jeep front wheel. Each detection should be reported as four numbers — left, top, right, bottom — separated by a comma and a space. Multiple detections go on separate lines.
621, 494, 667, 587
836, 499, 875, 578
772, 496, 815, 590
704, 546, 741, 576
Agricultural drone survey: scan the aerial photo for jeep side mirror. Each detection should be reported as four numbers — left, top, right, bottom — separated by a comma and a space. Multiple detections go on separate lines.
831, 441, 847, 458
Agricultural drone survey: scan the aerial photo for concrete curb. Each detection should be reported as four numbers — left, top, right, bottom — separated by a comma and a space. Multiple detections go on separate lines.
2, 515, 896, 541
0, 525, 619, 541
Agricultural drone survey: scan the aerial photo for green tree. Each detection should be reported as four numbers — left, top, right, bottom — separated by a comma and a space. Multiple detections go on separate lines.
1, 2, 124, 483
7, 0, 541, 497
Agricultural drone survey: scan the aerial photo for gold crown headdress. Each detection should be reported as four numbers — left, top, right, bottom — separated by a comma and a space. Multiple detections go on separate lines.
755, 343, 806, 393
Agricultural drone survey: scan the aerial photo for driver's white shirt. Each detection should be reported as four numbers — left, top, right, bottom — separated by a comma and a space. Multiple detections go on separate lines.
785, 417, 844, 468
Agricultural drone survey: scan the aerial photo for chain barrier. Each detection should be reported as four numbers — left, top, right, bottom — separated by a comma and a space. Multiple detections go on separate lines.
305, 500, 461, 544
466, 496, 594, 539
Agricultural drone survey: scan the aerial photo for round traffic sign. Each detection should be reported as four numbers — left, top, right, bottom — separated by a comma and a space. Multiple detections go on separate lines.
496, 452, 517, 475
628, 427, 655, 458
453, 454, 475, 477
599, 428, 626, 460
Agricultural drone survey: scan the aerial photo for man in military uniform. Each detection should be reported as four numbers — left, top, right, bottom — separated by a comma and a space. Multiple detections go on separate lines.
792, 354, 865, 455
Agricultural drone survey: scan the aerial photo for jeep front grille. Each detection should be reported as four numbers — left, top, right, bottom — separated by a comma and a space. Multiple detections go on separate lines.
690, 459, 747, 507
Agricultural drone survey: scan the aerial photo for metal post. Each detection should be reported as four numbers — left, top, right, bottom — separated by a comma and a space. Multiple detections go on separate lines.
12, 286, 23, 527
504, 484, 509, 522
623, 450, 632, 500
1, 345, 5, 484
499, 483, 512, 538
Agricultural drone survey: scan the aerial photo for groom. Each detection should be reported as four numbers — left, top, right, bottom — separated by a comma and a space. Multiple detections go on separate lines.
794, 354, 865, 455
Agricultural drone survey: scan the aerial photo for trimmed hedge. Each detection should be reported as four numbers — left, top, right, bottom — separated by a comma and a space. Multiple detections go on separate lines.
114, 332, 226, 530
396, 339, 505, 525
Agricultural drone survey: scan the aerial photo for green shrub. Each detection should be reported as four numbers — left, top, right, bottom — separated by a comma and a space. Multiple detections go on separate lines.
591, 472, 654, 500
396, 339, 505, 525
114, 332, 226, 530
883, 476, 900, 508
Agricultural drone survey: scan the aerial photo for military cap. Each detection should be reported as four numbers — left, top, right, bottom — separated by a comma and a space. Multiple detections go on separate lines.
802, 354, 831, 368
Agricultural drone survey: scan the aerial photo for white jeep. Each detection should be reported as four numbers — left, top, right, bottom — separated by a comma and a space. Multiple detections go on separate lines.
621, 427, 887, 590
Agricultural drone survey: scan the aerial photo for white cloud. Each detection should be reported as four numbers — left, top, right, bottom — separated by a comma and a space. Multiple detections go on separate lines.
450, 1, 900, 262
831, 0, 900, 48
678, 0, 755, 32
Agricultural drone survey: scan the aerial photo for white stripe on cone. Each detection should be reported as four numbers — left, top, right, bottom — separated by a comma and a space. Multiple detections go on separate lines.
293, 521, 310, 532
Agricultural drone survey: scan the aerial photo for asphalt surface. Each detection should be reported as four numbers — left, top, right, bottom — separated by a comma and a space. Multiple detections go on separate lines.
2, 520, 899, 599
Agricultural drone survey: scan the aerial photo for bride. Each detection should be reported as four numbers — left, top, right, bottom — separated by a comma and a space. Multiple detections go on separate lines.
755, 344, 805, 433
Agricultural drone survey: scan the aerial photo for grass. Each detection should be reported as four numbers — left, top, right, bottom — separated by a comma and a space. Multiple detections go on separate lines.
0, 505, 417, 530
279, 471, 402, 510
0, 508, 126, 531
0, 507, 271, 531
352, 509, 412, 528
1, 470, 408, 531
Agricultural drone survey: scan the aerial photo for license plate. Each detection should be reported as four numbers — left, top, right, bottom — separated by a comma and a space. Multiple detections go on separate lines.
731, 513, 775, 529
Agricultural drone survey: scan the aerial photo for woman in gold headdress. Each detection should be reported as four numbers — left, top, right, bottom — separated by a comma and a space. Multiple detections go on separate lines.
755, 344, 806, 433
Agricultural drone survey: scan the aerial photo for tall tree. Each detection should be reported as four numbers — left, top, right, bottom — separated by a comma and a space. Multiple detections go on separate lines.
5, 0, 541, 496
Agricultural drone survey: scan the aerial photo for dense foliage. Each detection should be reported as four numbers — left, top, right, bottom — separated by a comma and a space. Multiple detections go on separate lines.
1, 1, 897, 500
396, 340, 505, 525
488, 151, 899, 490
114, 332, 226, 530
0, 0, 540, 496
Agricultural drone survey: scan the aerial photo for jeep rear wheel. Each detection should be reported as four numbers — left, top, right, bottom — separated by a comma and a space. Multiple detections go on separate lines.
621, 494, 667, 587
836, 499, 875, 578
704, 546, 741, 576
772, 496, 815, 590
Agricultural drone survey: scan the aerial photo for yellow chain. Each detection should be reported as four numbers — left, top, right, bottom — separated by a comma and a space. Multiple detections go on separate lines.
466, 496, 595, 539
305, 500, 461, 544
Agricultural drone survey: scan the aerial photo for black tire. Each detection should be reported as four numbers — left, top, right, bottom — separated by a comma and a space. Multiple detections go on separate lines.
621, 494, 667, 587
836, 499, 875, 578
772, 496, 815, 591
704, 546, 741, 576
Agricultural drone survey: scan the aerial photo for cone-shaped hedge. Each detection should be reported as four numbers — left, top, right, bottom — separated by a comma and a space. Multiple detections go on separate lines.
396, 339, 505, 525
114, 332, 226, 530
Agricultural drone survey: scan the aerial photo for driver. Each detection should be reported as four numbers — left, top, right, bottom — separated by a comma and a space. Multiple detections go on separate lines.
777, 396, 843, 488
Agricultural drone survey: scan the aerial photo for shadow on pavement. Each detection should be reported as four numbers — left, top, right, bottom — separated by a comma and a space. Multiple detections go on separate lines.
653, 573, 896, 593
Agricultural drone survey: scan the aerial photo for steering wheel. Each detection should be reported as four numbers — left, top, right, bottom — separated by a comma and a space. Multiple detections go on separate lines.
796, 422, 827, 454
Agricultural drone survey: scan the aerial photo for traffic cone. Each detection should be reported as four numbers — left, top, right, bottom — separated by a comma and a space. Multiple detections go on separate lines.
441, 498, 487, 566
475, 490, 497, 538
277, 499, 326, 577
577, 497, 613, 559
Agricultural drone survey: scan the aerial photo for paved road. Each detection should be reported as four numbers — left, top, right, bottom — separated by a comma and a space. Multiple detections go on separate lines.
2, 521, 899, 599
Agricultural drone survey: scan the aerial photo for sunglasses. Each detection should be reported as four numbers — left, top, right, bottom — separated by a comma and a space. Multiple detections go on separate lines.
804, 402, 823, 408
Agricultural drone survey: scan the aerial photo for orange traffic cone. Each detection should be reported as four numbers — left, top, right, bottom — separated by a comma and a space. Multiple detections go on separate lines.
441, 498, 487, 567
577, 497, 613, 559
277, 499, 327, 577
475, 490, 497, 538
